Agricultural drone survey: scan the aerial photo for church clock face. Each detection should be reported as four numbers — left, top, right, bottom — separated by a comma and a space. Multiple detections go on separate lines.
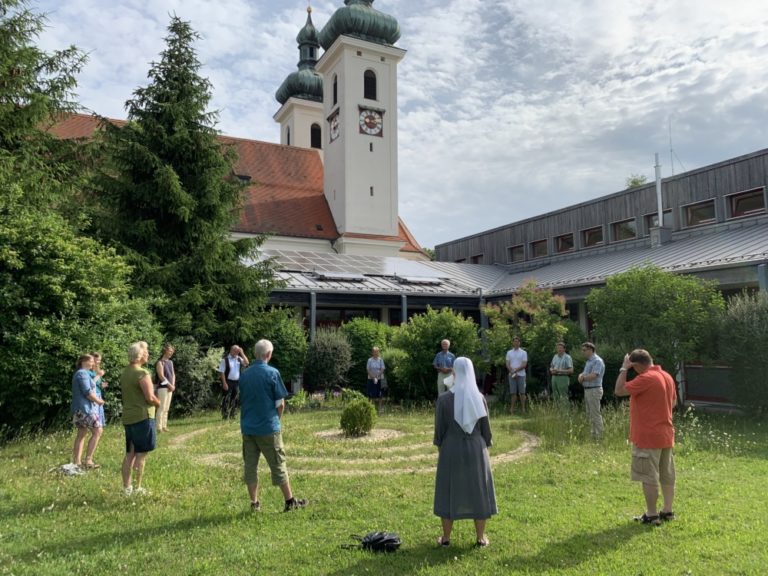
359, 109, 383, 136
330, 113, 340, 141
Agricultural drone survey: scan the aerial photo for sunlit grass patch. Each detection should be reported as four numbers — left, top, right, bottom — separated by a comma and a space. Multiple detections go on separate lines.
2, 405, 767, 575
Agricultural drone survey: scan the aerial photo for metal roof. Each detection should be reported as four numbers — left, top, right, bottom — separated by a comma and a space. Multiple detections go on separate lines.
486, 222, 768, 294
256, 249, 503, 296
257, 222, 768, 298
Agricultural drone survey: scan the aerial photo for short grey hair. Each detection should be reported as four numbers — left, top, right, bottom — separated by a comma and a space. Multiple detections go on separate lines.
128, 341, 148, 363
254, 339, 274, 360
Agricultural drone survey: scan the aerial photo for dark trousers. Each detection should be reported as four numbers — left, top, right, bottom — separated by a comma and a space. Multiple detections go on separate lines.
221, 379, 240, 419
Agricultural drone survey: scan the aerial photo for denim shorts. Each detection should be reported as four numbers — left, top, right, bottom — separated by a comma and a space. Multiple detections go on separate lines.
508, 374, 527, 395
124, 418, 157, 454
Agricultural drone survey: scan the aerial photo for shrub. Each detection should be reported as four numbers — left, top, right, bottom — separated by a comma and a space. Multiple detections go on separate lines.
719, 291, 768, 412
380, 347, 410, 402
340, 398, 377, 437
254, 307, 308, 384
586, 265, 724, 370
286, 389, 309, 412
167, 341, 223, 415
304, 327, 352, 392
340, 317, 392, 392
391, 307, 482, 401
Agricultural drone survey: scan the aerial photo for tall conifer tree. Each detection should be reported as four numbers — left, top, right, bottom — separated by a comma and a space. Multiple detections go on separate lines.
97, 16, 277, 345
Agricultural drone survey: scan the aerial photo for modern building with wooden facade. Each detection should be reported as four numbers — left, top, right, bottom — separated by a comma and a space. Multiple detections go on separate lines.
433, 147, 768, 328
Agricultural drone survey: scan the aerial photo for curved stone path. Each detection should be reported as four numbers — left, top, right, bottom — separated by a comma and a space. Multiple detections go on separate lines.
169, 426, 540, 476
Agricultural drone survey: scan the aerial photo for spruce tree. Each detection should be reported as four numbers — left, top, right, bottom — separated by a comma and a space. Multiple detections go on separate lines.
96, 16, 277, 345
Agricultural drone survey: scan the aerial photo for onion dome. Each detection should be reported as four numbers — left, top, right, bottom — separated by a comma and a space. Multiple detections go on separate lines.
318, 0, 400, 50
276, 7, 324, 105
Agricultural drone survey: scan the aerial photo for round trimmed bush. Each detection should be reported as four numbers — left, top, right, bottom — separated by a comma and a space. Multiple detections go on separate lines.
340, 398, 377, 437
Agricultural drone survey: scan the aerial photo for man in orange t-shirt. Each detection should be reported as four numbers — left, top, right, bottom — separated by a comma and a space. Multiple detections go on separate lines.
614, 349, 676, 526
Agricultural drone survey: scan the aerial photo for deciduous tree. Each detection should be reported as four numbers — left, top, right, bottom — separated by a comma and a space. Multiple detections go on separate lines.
0, 0, 160, 434
390, 307, 481, 401
586, 265, 724, 370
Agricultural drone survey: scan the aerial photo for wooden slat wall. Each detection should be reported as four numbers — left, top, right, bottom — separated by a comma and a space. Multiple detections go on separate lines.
436, 150, 768, 264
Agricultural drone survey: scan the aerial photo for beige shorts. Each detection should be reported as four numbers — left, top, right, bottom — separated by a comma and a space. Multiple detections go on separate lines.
242, 432, 289, 487
630, 445, 675, 486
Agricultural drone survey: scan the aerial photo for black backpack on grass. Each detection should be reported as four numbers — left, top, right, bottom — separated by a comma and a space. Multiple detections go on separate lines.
345, 531, 402, 553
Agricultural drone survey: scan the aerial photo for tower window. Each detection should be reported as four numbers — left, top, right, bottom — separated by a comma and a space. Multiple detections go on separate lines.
308, 47, 315, 59
310, 123, 322, 149
370, 186, 374, 196
333, 74, 338, 106
286, 126, 291, 146
364, 70, 377, 100
370, 143, 373, 152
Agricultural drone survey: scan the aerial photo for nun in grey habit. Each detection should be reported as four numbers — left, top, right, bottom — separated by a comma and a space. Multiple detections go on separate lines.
433, 356, 497, 547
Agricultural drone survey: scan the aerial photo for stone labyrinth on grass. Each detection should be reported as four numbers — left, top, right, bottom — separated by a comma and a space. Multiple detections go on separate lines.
170, 423, 539, 477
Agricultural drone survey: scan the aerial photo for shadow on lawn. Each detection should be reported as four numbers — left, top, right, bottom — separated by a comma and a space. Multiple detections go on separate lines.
16, 512, 238, 563
500, 522, 647, 571
324, 542, 471, 576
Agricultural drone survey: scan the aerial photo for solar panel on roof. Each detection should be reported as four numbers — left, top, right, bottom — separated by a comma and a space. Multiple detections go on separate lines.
396, 276, 442, 285
315, 271, 366, 282
261, 249, 449, 279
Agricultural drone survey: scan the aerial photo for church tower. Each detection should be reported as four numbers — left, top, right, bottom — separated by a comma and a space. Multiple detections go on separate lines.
274, 7, 325, 153
316, 0, 406, 255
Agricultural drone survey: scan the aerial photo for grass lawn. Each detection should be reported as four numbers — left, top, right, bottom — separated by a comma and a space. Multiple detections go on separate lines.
1, 402, 766, 575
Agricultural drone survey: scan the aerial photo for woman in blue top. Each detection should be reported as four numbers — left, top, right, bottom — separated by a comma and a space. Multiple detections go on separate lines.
89, 352, 108, 427
366, 347, 386, 404
71, 354, 105, 470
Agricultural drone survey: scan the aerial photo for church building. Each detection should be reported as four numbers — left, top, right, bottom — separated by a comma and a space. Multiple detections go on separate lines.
51, 0, 768, 351
53, 1, 426, 262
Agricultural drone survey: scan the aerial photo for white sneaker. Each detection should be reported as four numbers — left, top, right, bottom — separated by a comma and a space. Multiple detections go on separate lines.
123, 486, 133, 496
133, 487, 149, 496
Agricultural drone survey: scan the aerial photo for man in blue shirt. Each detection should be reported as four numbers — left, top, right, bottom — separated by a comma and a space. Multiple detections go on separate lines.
433, 339, 456, 395
239, 339, 307, 512
578, 341, 605, 440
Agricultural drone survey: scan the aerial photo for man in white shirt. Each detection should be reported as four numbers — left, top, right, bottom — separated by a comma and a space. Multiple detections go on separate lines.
218, 345, 249, 419
505, 336, 528, 414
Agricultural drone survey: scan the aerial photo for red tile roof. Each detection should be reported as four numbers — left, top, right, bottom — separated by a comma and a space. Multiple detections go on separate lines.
49, 113, 423, 254
47, 113, 125, 138
220, 135, 337, 240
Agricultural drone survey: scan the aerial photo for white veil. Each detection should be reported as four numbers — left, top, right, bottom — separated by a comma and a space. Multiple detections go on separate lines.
451, 357, 487, 434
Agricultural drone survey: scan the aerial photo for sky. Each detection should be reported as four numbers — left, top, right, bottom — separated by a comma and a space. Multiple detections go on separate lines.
35, 0, 768, 249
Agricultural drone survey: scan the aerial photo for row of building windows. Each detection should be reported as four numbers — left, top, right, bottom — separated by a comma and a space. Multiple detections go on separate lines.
459, 187, 765, 264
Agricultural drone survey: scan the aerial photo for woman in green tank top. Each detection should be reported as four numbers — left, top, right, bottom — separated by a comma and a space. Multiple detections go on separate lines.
120, 341, 160, 496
